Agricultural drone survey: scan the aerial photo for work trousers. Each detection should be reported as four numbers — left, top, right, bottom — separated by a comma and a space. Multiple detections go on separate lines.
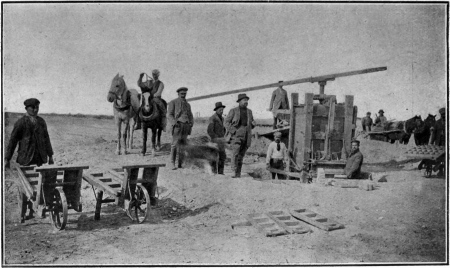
362, 125, 371, 132
211, 147, 226, 174
270, 159, 286, 180
230, 127, 249, 176
170, 122, 191, 167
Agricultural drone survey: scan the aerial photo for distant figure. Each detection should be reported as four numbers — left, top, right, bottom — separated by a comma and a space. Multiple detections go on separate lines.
167, 87, 194, 170
5, 98, 55, 220
374, 109, 387, 127
224, 93, 256, 178
361, 112, 373, 132
268, 81, 289, 129
344, 140, 364, 179
207, 102, 227, 175
266, 131, 288, 180
430, 107, 445, 146
135, 69, 167, 131
5, 98, 54, 169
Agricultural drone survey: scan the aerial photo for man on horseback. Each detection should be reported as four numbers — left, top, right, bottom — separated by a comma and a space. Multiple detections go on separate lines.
135, 69, 167, 131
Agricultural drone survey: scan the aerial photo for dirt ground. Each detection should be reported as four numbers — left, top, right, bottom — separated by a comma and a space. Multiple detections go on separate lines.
3, 112, 447, 265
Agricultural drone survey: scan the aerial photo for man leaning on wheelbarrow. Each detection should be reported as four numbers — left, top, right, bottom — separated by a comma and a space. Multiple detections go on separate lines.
5, 98, 55, 218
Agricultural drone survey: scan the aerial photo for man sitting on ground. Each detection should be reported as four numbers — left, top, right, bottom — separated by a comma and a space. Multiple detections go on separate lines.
344, 140, 364, 179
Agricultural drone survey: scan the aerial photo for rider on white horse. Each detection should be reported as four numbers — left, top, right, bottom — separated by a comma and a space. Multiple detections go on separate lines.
135, 69, 167, 131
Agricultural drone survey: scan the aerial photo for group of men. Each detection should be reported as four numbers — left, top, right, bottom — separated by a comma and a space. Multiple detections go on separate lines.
361, 109, 387, 132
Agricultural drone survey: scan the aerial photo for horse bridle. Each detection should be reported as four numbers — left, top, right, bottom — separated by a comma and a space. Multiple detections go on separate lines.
109, 84, 130, 110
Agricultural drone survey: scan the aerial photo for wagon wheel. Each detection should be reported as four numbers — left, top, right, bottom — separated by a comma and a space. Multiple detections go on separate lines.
50, 188, 68, 230
128, 184, 151, 223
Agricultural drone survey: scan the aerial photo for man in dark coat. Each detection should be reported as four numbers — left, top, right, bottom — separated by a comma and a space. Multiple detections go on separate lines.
224, 93, 256, 178
207, 102, 227, 175
135, 69, 167, 131
5, 98, 54, 168
344, 140, 364, 179
268, 81, 290, 129
361, 112, 373, 132
430, 107, 445, 146
167, 87, 194, 170
5, 98, 54, 220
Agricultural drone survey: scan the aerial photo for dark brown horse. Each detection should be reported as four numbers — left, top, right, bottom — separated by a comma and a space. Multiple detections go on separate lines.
414, 114, 436, 145
140, 92, 164, 156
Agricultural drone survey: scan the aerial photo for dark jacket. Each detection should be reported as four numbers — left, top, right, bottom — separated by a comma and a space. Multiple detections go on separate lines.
344, 150, 363, 179
167, 98, 194, 133
6, 115, 53, 165
224, 106, 255, 148
361, 116, 373, 127
207, 113, 226, 140
430, 118, 445, 146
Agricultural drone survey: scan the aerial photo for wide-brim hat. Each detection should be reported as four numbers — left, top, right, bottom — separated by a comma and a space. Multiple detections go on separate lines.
214, 102, 226, 111
24, 98, 40, 107
366, 112, 371, 115
351, 139, 360, 145
237, 93, 249, 102
378, 109, 384, 113
177, 87, 188, 93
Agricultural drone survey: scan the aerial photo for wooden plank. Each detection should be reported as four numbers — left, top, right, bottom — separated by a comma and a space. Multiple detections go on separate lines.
121, 163, 166, 169
107, 169, 126, 184
38, 170, 58, 206
267, 168, 306, 180
303, 93, 314, 164
15, 167, 35, 200
35, 165, 89, 172
187, 67, 387, 102
322, 96, 336, 159
246, 213, 288, 237
82, 173, 119, 197
288, 93, 299, 176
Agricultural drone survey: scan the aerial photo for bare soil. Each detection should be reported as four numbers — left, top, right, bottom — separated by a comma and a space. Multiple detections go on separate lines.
3, 113, 447, 265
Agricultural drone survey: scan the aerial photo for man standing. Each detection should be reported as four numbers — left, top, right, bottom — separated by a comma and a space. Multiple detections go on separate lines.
5, 98, 54, 220
224, 93, 256, 178
135, 69, 167, 131
361, 112, 373, 132
344, 140, 364, 179
167, 87, 194, 170
430, 107, 445, 146
207, 102, 227, 175
374, 109, 387, 127
268, 81, 289, 129
266, 131, 288, 180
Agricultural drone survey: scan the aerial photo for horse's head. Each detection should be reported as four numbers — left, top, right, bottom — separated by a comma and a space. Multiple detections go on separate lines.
141, 92, 154, 114
107, 73, 126, 103
424, 114, 437, 126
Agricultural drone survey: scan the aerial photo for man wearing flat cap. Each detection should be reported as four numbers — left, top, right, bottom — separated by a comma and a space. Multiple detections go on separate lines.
224, 93, 256, 178
167, 87, 194, 170
207, 102, 227, 175
135, 69, 167, 131
266, 131, 289, 180
268, 81, 289, 130
344, 140, 364, 179
5, 98, 54, 220
361, 112, 373, 132
374, 109, 387, 128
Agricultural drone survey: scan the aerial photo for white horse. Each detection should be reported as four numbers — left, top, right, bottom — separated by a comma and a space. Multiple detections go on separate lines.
107, 73, 140, 155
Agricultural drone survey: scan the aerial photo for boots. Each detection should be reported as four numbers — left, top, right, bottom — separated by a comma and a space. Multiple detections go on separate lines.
232, 164, 241, 178
218, 160, 225, 175
162, 116, 167, 132
170, 146, 177, 170
178, 147, 184, 168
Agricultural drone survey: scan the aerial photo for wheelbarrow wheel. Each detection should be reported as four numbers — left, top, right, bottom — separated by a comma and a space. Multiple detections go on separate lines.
128, 184, 151, 224
50, 188, 68, 230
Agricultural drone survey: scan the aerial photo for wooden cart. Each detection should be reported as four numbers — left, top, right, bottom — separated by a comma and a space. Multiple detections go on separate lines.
82, 163, 165, 224
16, 164, 89, 230
404, 145, 445, 177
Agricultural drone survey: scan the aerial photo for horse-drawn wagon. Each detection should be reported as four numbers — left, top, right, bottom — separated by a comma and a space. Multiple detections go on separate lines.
16, 164, 89, 230
82, 163, 165, 223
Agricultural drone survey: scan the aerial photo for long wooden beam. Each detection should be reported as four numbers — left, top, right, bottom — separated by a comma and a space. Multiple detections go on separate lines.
187, 66, 387, 102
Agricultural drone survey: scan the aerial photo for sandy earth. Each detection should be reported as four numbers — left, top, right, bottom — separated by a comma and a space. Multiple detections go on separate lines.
3, 112, 447, 265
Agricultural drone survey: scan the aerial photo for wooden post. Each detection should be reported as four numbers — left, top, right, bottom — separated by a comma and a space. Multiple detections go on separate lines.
322, 96, 336, 160
94, 190, 103, 221
303, 93, 314, 165
342, 95, 354, 159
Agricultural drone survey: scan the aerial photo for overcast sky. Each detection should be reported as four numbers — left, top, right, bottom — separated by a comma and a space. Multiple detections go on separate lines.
2, 3, 447, 120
